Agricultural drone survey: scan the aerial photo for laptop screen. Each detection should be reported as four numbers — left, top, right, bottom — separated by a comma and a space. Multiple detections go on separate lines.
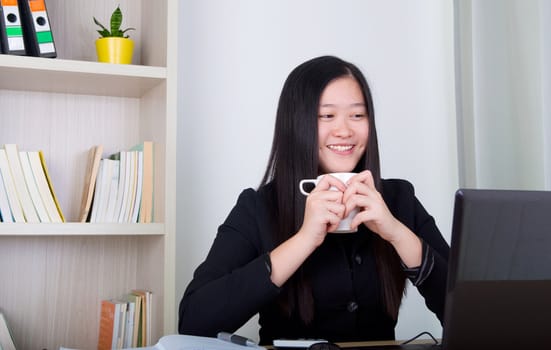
442, 189, 551, 349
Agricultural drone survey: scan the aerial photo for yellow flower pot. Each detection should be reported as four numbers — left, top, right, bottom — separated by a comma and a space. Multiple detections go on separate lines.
95, 37, 134, 64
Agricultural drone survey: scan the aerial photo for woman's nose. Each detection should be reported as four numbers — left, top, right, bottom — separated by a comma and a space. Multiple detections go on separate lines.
332, 116, 353, 137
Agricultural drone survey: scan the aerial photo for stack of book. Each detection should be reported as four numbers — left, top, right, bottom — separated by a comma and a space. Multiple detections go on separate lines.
97, 289, 153, 350
0, 144, 64, 223
79, 141, 154, 223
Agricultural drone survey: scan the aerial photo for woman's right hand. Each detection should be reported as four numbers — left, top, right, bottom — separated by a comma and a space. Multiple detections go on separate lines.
299, 174, 347, 247
269, 175, 347, 287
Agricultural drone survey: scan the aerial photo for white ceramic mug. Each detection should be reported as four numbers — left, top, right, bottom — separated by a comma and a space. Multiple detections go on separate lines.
299, 172, 359, 233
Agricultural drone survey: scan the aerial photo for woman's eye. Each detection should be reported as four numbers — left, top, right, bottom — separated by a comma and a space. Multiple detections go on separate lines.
351, 114, 366, 119
319, 114, 334, 120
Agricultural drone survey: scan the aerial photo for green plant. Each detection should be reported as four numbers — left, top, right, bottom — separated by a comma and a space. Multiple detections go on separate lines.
94, 5, 135, 38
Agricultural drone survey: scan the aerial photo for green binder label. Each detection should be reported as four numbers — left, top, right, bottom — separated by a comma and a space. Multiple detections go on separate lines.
36, 31, 53, 43
6, 26, 23, 37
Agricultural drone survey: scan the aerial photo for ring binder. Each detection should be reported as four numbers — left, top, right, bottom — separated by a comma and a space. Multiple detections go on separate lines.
18, 0, 56, 57
0, 0, 26, 55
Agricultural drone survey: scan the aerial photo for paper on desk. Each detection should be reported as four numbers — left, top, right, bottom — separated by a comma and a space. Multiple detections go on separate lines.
59, 335, 266, 350
61, 334, 266, 350
156, 335, 265, 350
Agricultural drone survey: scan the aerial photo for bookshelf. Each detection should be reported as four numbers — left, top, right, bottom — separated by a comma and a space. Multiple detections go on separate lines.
0, 0, 177, 349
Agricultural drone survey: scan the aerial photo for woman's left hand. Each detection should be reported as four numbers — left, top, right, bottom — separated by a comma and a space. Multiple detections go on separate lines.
343, 170, 423, 267
342, 170, 402, 243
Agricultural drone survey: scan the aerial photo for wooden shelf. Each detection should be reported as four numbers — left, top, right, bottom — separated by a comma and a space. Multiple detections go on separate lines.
0, 0, 177, 348
0, 55, 166, 97
0, 223, 165, 236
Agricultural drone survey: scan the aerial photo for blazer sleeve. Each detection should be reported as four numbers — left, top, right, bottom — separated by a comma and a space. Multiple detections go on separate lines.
412, 189, 450, 323
178, 188, 280, 337
384, 180, 450, 323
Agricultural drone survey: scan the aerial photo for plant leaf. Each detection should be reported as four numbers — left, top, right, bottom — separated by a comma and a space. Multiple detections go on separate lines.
97, 29, 110, 37
121, 27, 135, 35
93, 17, 110, 35
94, 6, 134, 38
110, 6, 123, 34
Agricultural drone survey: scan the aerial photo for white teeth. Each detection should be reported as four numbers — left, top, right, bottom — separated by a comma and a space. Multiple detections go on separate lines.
328, 145, 353, 152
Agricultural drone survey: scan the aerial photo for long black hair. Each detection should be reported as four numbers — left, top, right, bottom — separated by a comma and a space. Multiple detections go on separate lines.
260, 55, 406, 323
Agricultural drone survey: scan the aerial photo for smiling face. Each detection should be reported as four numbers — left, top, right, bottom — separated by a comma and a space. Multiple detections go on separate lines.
317, 75, 369, 174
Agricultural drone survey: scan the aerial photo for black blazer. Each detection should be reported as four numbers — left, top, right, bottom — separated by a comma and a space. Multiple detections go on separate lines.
179, 179, 449, 344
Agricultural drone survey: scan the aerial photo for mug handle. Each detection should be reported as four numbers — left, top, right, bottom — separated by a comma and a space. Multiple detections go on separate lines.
299, 179, 318, 195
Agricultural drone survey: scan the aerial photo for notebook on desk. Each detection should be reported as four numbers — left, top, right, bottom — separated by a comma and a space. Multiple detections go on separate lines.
395, 189, 551, 350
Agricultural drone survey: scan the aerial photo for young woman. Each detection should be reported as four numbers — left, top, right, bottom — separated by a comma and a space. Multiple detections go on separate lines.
178, 56, 449, 344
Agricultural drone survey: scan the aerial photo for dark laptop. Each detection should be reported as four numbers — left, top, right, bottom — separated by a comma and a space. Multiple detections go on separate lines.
440, 188, 551, 349
356, 189, 551, 350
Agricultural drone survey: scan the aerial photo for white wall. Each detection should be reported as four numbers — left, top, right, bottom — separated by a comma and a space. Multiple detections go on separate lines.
176, 0, 457, 342
455, 0, 551, 190
544, 1, 551, 189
